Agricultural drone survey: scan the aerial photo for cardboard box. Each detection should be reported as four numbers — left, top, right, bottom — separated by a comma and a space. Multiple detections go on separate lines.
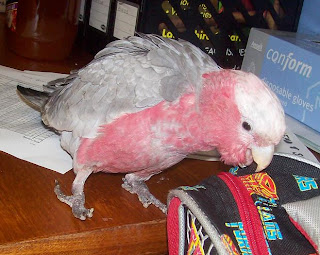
241, 28, 320, 133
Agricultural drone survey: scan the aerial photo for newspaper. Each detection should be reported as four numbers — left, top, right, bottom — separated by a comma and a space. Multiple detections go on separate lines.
0, 66, 72, 173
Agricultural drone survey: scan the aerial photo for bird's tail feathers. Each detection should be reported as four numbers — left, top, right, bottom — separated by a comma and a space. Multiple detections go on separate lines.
17, 85, 49, 111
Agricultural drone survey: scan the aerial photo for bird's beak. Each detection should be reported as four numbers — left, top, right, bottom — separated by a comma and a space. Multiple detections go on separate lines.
251, 145, 274, 172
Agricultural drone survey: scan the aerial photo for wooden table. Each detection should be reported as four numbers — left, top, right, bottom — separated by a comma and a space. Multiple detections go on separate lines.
0, 13, 232, 254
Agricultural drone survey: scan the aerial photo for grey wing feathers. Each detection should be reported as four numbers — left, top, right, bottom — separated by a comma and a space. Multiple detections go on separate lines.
94, 33, 166, 59
43, 34, 219, 138
88, 34, 220, 103
44, 73, 78, 93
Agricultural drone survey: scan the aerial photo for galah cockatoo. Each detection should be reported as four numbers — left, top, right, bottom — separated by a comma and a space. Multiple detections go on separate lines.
17, 34, 286, 220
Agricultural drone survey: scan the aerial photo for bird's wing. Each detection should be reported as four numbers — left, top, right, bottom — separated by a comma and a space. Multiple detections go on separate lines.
94, 34, 220, 101
43, 34, 219, 138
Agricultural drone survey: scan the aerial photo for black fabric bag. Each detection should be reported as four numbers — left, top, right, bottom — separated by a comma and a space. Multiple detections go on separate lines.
167, 154, 320, 255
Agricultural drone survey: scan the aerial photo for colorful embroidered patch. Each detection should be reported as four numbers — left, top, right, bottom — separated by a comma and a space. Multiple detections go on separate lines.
225, 222, 252, 254
293, 175, 318, 192
239, 173, 279, 199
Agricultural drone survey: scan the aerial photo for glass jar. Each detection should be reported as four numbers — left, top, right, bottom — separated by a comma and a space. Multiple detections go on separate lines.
6, 0, 81, 60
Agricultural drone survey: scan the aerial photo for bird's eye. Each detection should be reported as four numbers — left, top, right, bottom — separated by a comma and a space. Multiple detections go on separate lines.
242, 121, 251, 131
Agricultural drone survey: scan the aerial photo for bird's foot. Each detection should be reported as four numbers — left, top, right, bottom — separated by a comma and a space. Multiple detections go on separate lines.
122, 178, 167, 213
54, 180, 94, 220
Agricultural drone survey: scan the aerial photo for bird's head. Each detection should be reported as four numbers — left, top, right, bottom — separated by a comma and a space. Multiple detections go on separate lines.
199, 69, 286, 171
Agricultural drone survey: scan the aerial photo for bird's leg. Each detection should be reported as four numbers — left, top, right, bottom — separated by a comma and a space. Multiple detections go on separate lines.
54, 169, 94, 220
122, 173, 167, 213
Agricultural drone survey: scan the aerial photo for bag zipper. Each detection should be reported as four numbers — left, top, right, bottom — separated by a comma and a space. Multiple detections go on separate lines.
219, 172, 269, 255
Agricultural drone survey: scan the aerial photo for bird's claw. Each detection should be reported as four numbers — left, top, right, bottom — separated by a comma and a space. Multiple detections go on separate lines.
71, 199, 94, 220
122, 177, 167, 214
54, 180, 94, 220
137, 191, 167, 213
